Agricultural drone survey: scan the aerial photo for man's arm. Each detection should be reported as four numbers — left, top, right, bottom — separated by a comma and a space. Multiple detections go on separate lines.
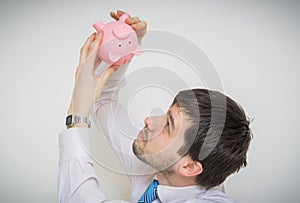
59, 128, 104, 203
91, 11, 152, 175
59, 10, 151, 203
59, 9, 150, 202
59, 127, 132, 203
59, 12, 125, 202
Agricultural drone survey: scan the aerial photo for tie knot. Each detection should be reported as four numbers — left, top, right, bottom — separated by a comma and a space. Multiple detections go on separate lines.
138, 180, 159, 203
152, 179, 159, 188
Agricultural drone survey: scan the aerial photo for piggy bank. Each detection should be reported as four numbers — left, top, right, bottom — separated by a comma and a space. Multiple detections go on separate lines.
93, 13, 142, 75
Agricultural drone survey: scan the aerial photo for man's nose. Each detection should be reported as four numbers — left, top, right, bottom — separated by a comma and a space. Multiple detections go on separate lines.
144, 115, 165, 132
144, 117, 154, 131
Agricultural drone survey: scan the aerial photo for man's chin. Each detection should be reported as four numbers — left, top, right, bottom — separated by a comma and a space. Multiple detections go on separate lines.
132, 141, 150, 163
132, 139, 144, 156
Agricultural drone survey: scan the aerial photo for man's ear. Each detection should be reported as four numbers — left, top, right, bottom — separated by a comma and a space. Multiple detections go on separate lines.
178, 159, 203, 177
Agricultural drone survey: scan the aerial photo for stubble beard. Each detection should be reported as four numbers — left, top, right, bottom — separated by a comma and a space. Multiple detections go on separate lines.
132, 128, 148, 164
132, 129, 178, 172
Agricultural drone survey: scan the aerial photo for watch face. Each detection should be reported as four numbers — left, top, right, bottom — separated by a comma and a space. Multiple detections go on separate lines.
66, 115, 73, 125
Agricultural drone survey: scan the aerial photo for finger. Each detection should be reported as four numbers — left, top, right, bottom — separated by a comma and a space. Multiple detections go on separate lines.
80, 33, 96, 62
110, 11, 119, 21
125, 17, 140, 25
108, 64, 121, 72
93, 56, 102, 71
94, 64, 121, 101
131, 20, 147, 31
117, 10, 127, 17
90, 31, 103, 52
88, 31, 103, 69
75, 66, 80, 78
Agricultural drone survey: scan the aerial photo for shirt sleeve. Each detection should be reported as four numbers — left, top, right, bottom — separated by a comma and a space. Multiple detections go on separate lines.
91, 63, 154, 176
58, 127, 130, 203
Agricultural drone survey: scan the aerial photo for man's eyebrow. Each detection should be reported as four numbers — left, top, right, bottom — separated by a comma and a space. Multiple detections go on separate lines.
167, 110, 175, 132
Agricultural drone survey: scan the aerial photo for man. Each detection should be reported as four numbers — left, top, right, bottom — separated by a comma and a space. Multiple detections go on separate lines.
59, 10, 252, 203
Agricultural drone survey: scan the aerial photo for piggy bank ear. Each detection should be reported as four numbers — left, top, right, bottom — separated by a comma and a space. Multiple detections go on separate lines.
119, 14, 129, 22
108, 52, 121, 63
93, 21, 105, 32
113, 25, 131, 39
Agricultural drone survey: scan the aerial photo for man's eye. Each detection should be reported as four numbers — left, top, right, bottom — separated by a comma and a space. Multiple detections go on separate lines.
165, 122, 170, 132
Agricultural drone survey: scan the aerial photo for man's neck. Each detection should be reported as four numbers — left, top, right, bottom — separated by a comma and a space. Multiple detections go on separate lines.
156, 171, 197, 187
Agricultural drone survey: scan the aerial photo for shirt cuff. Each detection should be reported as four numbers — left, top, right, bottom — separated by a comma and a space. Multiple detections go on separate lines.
59, 127, 92, 164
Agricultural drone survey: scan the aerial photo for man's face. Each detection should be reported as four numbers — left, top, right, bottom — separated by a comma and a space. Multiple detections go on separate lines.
133, 104, 192, 171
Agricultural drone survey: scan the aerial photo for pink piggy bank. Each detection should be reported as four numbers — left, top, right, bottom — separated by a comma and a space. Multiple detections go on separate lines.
93, 14, 142, 75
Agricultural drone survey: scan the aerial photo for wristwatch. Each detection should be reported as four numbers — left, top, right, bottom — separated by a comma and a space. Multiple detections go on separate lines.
66, 115, 91, 128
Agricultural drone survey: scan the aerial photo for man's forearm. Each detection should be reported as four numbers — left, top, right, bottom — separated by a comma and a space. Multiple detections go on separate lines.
94, 63, 129, 106
66, 63, 123, 131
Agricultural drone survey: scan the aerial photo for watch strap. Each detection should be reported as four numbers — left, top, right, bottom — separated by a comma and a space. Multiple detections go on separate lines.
66, 115, 91, 128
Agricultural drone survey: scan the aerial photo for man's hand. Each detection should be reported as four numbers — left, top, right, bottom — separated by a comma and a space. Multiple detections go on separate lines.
67, 32, 119, 118
110, 10, 147, 44
67, 10, 147, 121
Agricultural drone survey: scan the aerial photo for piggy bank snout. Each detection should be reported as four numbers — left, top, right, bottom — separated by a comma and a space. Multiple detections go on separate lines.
113, 25, 132, 39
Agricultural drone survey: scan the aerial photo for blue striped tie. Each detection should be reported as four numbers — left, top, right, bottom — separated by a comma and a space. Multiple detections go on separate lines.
138, 179, 159, 203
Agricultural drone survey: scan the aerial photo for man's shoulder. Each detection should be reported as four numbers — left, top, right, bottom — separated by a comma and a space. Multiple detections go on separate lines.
185, 189, 237, 203
202, 188, 236, 203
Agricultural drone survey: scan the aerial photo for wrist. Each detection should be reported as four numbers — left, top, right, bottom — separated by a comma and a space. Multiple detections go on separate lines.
67, 122, 89, 129
67, 104, 90, 118
65, 114, 91, 129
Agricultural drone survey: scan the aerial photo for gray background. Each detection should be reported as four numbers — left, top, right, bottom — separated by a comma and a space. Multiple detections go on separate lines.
0, 0, 299, 202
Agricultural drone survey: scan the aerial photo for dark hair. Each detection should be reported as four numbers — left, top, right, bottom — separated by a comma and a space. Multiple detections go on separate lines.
173, 89, 252, 189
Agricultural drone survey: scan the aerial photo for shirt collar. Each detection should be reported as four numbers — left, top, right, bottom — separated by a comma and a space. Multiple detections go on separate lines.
157, 184, 207, 203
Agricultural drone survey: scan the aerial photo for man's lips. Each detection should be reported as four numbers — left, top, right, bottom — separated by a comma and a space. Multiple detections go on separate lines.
137, 129, 144, 140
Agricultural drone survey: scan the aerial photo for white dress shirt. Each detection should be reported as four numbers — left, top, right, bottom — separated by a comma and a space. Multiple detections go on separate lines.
58, 63, 236, 203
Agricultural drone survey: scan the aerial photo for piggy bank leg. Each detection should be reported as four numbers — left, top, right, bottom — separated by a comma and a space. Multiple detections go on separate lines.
94, 61, 110, 76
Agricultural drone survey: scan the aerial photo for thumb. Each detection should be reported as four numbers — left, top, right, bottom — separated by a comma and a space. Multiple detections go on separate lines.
93, 66, 117, 101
